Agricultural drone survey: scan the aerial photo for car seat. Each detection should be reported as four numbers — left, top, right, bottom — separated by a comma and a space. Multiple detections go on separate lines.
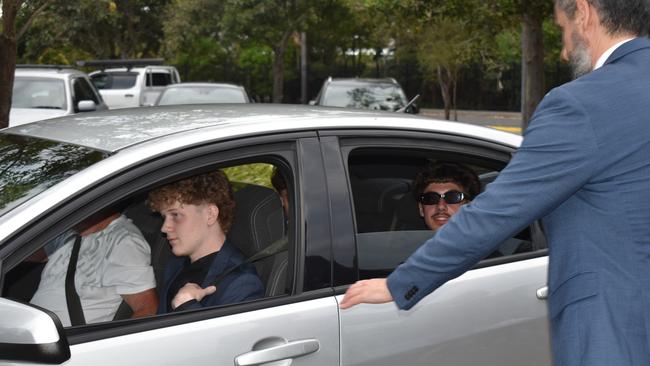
228, 184, 287, 296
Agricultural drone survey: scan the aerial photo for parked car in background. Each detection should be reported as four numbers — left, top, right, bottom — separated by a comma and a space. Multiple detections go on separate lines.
80, 58, 180, 109
154, 82, 251, 106
0, 104, 550, 366
310, 77, 419, 114
9, 65, 108, 127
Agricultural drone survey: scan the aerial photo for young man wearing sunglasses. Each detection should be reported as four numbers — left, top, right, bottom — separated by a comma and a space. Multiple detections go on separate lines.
414, 162, 480, 232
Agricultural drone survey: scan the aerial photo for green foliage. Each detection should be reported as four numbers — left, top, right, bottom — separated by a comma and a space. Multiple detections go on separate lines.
223, 163, 275, 190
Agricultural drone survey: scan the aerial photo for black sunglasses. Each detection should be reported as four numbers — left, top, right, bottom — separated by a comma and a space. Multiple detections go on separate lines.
419, 190, 466, 205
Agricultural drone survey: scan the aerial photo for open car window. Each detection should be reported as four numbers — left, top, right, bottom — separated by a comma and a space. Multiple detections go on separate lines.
346, 148, 537, 279
2, 159, 293, 328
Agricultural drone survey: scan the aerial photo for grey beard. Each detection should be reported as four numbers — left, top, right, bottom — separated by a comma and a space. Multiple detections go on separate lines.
569, 32, 593, 79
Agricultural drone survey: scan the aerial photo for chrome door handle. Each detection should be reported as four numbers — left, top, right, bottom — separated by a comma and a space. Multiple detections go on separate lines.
536, 286, 548, 300
235, 339, 319, 366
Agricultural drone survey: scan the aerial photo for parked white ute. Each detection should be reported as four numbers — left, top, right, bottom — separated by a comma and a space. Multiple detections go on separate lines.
80, 59, 181, 109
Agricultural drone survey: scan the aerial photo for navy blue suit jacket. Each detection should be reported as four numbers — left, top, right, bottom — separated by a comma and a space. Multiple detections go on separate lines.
387, 37, 650, 366
157, 240, 264, 313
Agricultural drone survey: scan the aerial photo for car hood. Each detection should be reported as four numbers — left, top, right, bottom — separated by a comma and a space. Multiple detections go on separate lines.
9, 108, 68, 127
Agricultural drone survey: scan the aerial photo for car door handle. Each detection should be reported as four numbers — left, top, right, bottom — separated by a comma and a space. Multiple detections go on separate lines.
536, 286, 548, 300
124, 94, 134, 98
235, 339, 319, 366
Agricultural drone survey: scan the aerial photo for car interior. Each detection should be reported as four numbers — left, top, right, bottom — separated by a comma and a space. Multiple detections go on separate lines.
1, 163, 291, 325
347, 149, 534, 278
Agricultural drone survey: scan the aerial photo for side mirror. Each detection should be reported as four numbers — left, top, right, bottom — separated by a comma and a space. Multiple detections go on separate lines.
406, 103, 419, 114
0, 298, 70, 364
77, 100, 97, 112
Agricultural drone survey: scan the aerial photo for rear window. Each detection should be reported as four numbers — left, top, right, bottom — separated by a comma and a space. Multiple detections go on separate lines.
0, 134, 108, 216
91, 72, 138, 89
146, 72, 173, 87
322, 83, 407, 110
157, 86, 248, 105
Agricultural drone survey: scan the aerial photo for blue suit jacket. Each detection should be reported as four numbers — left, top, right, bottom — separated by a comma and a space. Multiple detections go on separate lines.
157, 240, 264, 313
387, 37, 650, 366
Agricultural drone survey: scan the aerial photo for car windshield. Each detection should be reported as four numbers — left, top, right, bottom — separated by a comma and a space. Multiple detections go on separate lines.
322, 83, 407, 110
12, 78, 67, 110
91, 72, 138, 89
157, 86, 248, 105
0, 134, 108, 217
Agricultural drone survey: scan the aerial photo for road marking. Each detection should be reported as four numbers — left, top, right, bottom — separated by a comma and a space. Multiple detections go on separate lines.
488, 125, 522, 134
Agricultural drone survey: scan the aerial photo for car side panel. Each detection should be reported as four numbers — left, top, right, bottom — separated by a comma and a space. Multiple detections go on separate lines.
5, 298, 340, 366
339, 256, 551, 366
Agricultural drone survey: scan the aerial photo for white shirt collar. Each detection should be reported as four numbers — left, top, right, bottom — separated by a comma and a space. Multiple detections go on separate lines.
594, 38, 635, 70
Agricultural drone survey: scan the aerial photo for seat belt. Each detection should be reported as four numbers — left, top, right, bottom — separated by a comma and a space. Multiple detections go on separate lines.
211, 236, 288, 287
65, 234, 86, 326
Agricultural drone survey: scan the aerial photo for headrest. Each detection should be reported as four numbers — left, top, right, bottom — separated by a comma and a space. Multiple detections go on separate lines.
229, 184, 285, 258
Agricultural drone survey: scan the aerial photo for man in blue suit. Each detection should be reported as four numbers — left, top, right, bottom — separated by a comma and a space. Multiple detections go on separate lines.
341, 1, 650, 365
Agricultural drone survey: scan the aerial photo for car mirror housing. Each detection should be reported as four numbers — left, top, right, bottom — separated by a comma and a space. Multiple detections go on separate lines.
0, 298, 70, 364
78, 100, 97, 112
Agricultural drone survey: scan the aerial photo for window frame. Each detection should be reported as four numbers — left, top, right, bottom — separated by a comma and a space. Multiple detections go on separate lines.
0, 131, 335, 345
321, 129, 548, 285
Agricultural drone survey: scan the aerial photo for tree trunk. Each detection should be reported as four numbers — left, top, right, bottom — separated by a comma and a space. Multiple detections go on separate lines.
452, 69, 458, 122
0, 1, 21, 129
272, 33, 291, 103
521, 7, 545, 130
438, 66, 452, 120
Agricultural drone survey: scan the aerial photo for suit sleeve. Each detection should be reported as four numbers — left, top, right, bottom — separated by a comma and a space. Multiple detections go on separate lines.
387, 88, 599, 310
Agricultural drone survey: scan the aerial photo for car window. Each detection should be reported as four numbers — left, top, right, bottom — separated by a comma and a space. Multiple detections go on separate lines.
1, 157, 292, 328
0, 134, 108, 217
91, 72, 138, 89
157, 86, 248, 105
146, 72, 173, 87
11, 77, 67, 110
322, 83, 406, 109
347, 148, 535, 279
72, 77, 101, 107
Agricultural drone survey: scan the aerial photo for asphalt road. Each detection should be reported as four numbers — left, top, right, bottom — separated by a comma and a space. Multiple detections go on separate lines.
420, 108, 524, 135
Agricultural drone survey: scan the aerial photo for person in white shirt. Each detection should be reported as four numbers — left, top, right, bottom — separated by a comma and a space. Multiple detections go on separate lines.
30, 211, 157, 326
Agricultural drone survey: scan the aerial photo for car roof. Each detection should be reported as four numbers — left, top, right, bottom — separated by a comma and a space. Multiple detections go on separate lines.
2, 104, 521, 153
328, 77, 399, 85
15, 66, 87, 79
164, 82, 244, 89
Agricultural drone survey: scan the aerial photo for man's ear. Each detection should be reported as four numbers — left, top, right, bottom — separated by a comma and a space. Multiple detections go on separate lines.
206, 204, 220, 226
418, 203, 424, 217
574, 0, 591, 32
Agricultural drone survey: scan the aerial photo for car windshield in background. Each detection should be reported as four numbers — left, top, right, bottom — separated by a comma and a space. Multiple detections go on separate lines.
0, 134, 108, 217
11, 78, 67, 110
91, 72, 138, 89
322, 84, 406, 110
156, 86, 248, 105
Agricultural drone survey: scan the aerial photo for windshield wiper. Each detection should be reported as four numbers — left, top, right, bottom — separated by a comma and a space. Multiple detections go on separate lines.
397, 94, 420, 113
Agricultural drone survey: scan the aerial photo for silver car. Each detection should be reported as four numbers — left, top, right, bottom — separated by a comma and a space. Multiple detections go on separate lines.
0, 104, 550, 366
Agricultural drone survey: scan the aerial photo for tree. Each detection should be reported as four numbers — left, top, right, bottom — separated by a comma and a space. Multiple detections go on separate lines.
417, 17, 478, 120
222, 0, 322, 103
0, 0, 55, 128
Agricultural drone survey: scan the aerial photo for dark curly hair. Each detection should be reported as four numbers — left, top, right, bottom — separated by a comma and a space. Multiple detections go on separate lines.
413, 162, 481, 201
147, 170, 236, 234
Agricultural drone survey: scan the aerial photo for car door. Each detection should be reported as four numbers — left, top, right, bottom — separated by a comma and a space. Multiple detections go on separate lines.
0, 134, 339, 366
319, 130, 552, 366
